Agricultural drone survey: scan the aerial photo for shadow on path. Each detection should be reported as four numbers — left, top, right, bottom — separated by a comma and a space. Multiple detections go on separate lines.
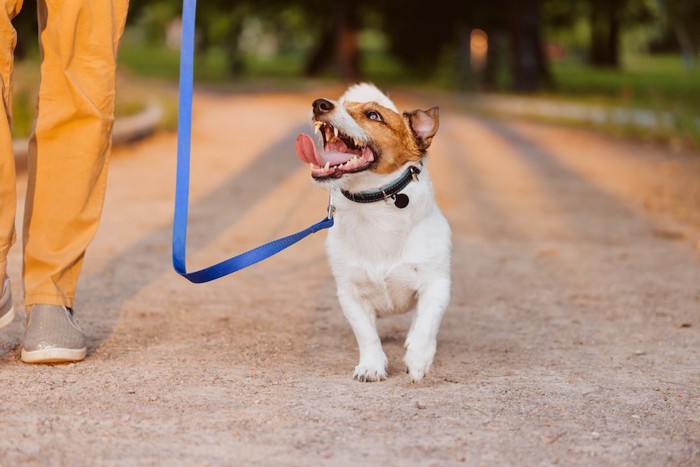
80, 124, 309, 350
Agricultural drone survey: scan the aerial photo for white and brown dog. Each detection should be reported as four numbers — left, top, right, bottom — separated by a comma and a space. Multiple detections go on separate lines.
296, 83, 451, 382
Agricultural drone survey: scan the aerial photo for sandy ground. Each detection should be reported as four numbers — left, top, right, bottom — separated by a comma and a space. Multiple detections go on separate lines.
1, 84, 699, 466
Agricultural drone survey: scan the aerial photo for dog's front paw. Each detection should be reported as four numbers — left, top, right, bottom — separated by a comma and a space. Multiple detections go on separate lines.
404, 339, 436, 382
353, 354, 388, 382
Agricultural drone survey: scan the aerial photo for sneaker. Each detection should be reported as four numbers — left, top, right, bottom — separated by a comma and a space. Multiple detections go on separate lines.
21, 304, 87, 363
0, 277, 14, 329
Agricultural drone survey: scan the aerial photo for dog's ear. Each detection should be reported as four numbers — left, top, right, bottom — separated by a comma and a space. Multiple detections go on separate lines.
405, 107, 439, 151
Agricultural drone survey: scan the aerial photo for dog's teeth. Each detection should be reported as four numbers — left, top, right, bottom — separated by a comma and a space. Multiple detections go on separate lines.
334, 127, 339, 137
324, 161, 330, 170
314, 122, 322, 134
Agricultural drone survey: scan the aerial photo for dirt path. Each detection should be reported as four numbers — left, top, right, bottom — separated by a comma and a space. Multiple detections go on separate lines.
1, 85, 698, 466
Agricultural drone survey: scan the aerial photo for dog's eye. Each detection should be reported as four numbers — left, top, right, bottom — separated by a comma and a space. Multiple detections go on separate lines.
366, 111, 383, 122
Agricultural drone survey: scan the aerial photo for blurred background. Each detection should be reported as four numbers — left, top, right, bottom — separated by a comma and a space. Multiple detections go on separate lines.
10, 0, 700, 149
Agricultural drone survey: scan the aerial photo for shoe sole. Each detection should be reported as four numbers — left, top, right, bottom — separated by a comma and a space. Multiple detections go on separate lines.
0, 306, 14, 329
21, 346, 86, 364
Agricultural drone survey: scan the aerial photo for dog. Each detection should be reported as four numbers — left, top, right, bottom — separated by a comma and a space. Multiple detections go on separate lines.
295, 83, 451, 382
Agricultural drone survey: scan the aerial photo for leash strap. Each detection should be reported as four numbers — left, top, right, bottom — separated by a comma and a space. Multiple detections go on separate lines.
172, 0, 333, 283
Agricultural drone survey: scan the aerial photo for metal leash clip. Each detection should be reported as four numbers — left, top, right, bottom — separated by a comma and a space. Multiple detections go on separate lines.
327, 192, 336, 219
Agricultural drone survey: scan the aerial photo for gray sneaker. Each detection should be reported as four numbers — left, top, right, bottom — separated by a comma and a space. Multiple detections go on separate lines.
0, 278, 14, 329
21, 304, 87, 363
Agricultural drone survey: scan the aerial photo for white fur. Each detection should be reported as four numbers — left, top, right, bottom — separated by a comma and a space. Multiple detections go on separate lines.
340, 83, 399, 112
320, 84, 451, 382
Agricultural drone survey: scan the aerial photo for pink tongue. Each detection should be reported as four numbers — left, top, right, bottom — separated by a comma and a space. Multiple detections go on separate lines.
296, 134, 318, 165
295, 133, 356, 167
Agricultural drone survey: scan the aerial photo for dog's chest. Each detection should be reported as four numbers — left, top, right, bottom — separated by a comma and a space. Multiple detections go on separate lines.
327, 207, 424, 316
350, 262, 420, 316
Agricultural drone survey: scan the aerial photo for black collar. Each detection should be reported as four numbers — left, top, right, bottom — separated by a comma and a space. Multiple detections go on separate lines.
340, 165, 421, 209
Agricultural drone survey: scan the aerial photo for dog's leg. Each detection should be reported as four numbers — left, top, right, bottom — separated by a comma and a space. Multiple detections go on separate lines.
404, 277, 450, 382
337, 289, 388, 382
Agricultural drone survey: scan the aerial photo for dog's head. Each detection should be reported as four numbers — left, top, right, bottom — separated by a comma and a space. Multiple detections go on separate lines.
295, 83, 439, 186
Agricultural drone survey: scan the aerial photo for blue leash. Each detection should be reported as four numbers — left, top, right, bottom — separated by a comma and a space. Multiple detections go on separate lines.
172, 0, 334, 283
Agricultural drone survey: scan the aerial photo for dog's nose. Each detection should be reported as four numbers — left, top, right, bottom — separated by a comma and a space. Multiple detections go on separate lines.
312, 98, 334, 116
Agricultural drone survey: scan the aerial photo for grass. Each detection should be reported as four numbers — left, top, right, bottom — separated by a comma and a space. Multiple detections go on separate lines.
539, 54, 700, 148
12, 35, 700, 150
117, 29, 439, 87
118, 31, 306, 83
11, 59, 153, 139
549, 54, 700, 109
10, 61, 40, 139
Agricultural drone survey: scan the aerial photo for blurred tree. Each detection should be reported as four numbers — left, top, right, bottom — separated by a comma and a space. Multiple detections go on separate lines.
373, 0, 465, 78
303, 0, 363, 80
374, 0, 550, 91
29, 0, 687, 90
135, 1, 181, 45
589, 0, 623, 67
509, 0, 551, 91
470, 4, 510, 90
588, 0, 655, 67
10, 1, 38, 60
10, 0, 551, 89
542, 0, 657, 68
665, 0, 700, 67
196, 1, 251, 75
130, 0, 362, 78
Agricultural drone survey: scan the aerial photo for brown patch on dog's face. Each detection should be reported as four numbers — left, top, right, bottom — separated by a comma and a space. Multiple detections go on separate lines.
295, 95, 440, 181
344, 102, 418, 174
344, 102, 439, 175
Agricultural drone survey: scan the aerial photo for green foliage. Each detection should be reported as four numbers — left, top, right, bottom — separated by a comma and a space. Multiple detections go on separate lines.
11, 60, 149, 139
10, 61, 39, 138
11, 91, 34, 138
10, 0, 700, 148
545, 53, 700, 147
133, 1, 180, 44
551, 54, 700, 109
118, 34, 181, 79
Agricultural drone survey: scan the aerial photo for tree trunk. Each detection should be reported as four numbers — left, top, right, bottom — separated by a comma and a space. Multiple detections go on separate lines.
304, 0, 361, 80
509, 0, 550, 92
589, 0, 622, 67
305, 30, 334, 77
223, 20, 245, 76
483, 29, 509, 91
672, 22, 696, 68
12, 1, 38, 60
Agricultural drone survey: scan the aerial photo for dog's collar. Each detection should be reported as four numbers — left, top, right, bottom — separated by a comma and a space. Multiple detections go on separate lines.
340, 164, 422, 209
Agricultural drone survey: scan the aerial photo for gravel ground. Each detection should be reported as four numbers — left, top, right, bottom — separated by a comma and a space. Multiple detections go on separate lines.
1, 85, 698, 466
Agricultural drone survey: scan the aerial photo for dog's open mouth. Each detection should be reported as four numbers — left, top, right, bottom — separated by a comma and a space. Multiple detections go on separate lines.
296, 123, 375, 179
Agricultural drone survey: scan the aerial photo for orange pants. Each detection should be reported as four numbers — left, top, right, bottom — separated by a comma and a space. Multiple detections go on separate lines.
0, 0, 129, 308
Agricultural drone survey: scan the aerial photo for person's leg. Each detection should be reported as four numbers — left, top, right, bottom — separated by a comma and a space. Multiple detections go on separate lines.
23, 0, 129, 309
21, 0, 128, 362
0, 0, 23, 329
